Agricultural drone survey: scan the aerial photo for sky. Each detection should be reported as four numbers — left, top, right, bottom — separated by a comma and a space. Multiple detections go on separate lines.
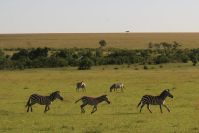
0, 0, 199, 33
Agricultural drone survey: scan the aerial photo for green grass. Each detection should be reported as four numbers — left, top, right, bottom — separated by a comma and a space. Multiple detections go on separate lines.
0, 63, 199, 133
1, 33, 199, 49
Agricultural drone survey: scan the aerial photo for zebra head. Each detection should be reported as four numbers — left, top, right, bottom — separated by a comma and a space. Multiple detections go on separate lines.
164, 89, 174, 98
50, 91, 64, 101
101, 95, 111, 104
110, 84, 115, 92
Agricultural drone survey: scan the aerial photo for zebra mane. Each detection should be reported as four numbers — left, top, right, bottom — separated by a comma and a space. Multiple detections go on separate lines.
51, 91, 60, 94
159, 89, 170, 99
49, 91, 60, 101
101, 94, 107, 97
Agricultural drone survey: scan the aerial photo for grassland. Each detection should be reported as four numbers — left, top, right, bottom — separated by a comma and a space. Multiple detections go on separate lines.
1, 33, 199, 133
0, 33, 199, 49
0, 64, 199, 133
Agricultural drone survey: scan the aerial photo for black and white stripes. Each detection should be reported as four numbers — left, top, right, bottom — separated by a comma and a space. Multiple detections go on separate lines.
75, 95, 111, 114
137, 89, 173, 113
25, 91, 63, 113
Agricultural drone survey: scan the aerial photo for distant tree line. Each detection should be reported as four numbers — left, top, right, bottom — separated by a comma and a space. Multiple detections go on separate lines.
0, 42, 199, 70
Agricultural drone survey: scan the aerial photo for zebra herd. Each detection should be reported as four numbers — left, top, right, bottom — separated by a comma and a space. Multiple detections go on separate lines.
76, 81, 125, 92
25, 81, 174, 114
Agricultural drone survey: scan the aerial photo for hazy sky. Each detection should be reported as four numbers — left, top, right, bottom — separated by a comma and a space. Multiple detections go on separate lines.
0, 0, 199, 33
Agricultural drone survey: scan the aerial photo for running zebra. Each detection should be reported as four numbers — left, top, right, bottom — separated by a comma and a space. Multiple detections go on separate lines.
137, 89, 173, 113
110, 83, 125, 92
25, 91, 63, 113
75, 95, 111, 114
76, 81, 86, 92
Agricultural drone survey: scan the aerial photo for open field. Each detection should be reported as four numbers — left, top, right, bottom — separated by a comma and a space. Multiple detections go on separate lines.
0, 64, 199, 133
1, 33, 199, 49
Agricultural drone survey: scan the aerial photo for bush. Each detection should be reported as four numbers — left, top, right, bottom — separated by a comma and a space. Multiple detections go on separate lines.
0, 57, 13, 70
29, 47, 49, 60
2, 42, 199, 69
31, 57, 48, 68
78, 57, 93, 70
11, 49, 29, 60
95, 49, 103, 57
180, 54, 189, 63
155, 55, 170, 64
47, 57, 68, 67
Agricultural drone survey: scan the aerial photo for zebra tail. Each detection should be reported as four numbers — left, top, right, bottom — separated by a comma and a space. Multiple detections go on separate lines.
137, 101, 142, 108
75, 98, 82, 103
25, 97, 31, 107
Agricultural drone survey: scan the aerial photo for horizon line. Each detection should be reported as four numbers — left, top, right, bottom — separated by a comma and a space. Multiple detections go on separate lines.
1, 32, 199, 35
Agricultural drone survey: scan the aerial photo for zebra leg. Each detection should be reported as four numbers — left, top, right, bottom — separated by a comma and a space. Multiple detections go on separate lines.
30, 106, 33, 112
137, 101, 141, 108
29, 103, 35, 112
147, 104, 152, 113
46, 106, 50, 111
80, 103, 87, 113
159, 105, 163, 113
27, 106, 30, 112
140, 103, 145, 113
91, 105, 97, 114
163, 104, 170, 112
44, 105, 48, 113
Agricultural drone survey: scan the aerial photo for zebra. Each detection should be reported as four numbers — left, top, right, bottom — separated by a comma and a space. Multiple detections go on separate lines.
76, 81, 86, 92
25, 91, 63, 113
137, 89, 173, 113
110, 83, 125, 92
75, 95, 111, 114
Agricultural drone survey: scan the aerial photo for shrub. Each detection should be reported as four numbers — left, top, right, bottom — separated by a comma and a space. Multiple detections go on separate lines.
155, 55, 170, 64
11, 49, 29, 60
28, 47, 49, 60
47, 57, 68, 67
180, 54, 189, 63
78, 57, 93, 70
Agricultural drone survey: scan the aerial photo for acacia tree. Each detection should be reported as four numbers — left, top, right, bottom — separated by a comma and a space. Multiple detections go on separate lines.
99, 40, 107, 48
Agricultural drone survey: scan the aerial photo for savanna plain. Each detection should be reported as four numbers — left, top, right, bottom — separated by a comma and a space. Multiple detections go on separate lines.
0, 33, 199, 133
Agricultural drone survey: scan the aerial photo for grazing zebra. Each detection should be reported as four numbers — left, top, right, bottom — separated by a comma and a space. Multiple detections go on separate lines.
137, 89, 173, 113
110, 83, 125, 92
76, 81, 86, 92
25, 91, 63, 113
75, 95, 111, 114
